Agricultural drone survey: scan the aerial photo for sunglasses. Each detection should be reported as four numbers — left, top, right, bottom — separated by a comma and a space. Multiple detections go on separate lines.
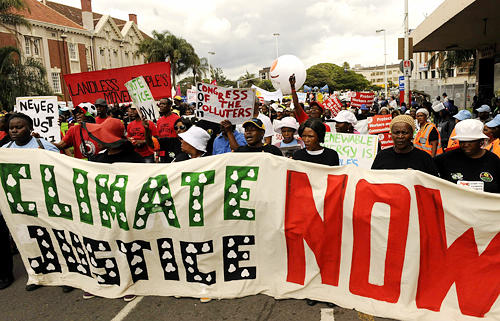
175, 125, 186, 131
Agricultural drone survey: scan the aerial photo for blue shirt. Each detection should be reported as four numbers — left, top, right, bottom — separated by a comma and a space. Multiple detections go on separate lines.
213, 131, 246, 155
2, 137, 59, 152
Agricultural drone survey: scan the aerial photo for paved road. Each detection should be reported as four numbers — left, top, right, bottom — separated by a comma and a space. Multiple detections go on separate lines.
1, 255, 395, 321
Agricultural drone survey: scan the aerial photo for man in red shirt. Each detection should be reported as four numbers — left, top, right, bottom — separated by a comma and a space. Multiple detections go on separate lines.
126, 105, 158, 163
54, 106, 100, 159
156, 98, 180, 162
94, 98, 110, 124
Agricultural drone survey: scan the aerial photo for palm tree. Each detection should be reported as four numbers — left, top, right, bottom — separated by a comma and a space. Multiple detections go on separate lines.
0, 0, 31, 40
237, 71, 258, 87
0, 46, 53, 110
137, 30, 198, 88
427, 50, 476, 78
191, 57, 209, 85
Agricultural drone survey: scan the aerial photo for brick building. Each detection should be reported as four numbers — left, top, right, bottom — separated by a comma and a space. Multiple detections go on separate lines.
0, 0, 149, 102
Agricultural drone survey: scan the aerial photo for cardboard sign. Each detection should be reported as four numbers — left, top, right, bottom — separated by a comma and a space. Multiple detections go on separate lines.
322, 95, 343, 116
186, 89, 197, 104
1, 149, 500, 321
322, 132, 378, 168
64, 62, 171, 106
125, 76, 159, 122
350, 92, 375, 108
196, 83, 255, 125
15, 96, 60, 142
367, 115, 392, 134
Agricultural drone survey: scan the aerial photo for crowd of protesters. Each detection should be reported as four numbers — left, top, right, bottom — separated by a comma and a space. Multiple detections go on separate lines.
0, 75, 499, 304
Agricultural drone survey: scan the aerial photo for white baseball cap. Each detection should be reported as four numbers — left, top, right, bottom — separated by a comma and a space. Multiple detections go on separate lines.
476, 105, 491, 113
333, 110, 357, 125
178, 126, 211, 152
451, 119, 489, 141
274, 116, 299, 134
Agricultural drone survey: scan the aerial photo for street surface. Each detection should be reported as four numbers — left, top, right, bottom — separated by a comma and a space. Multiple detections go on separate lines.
1, 255, 395, 321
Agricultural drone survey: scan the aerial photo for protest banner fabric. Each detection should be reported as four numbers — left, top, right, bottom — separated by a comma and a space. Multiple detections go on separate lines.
125, 76, 160, 122
196, 83, 255, 125
350, 92, 375, 108
322, 133, 378, 168
64, 62, 171, 106
322, 95, 343, 116
251, 85, 283, 102
0, 150, 499, 321
15, 96, 60, 142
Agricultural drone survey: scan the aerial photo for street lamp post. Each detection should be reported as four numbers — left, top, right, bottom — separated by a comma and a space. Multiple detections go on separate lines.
404, 0, 410, 104
273, 33, 280, 59
376, 29, 387, 99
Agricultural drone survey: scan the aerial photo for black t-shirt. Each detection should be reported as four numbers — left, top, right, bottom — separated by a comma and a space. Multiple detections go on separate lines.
235, 144, 283, 156
292, 148, 339, 166
91, 143, 144, 164
434, 149, 500, 193
428, 127, 439, 142
371, 147, 439, 176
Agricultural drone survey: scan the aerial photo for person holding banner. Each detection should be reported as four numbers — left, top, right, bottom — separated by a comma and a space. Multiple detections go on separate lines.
371, 115, 438, 175
235, 119, 282, 156
293, 119, 339, 166
333, 110, 358, 134
126, 105, 158, 163
413, 108, 443, 157
213, 120, 247, 155
156, 98, 180, 162
0, 114, 10, 147
435, 119, 500, 193
54, 106, 100, 160
173, 126, 211, 161
273, 117, 305, 154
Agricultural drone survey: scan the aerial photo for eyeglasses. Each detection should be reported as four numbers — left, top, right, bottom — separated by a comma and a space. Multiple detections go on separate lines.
175, 125, 186, 131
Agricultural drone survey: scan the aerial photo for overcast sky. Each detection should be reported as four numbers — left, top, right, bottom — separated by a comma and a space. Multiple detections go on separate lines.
55, 0, 444, 79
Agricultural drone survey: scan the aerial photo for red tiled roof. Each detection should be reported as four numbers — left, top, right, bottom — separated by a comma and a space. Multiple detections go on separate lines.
45, 0, 150, 39
14, 0, 85, 30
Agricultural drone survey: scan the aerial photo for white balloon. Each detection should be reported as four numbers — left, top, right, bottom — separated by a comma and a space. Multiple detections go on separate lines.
269, 55, 306, 95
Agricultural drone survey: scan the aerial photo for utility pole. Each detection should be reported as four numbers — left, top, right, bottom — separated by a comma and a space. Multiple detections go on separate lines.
208, 51, 215, 80
376, 29, 387, 98
273, 33, 280, 59
404, 0, 410, 104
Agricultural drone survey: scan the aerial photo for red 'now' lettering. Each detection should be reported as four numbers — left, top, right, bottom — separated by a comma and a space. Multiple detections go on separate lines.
284, 170, 347, 286
349, 179, 411, 303
415, 185, 500, 317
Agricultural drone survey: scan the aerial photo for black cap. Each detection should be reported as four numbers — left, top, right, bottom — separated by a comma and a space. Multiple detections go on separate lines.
242, 118, 265, 130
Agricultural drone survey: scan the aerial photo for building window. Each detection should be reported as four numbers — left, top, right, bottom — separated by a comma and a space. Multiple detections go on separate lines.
100, 48, 105, 56
24, 37, 31, 55
51, 72, 61, 93
447, 68, 455, 77
431, 70, 436, 78
69, 43, 78, 61
33, 39, 40, 56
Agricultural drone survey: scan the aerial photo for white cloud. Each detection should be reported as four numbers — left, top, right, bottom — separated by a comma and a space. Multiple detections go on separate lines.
49, 0, 445, 79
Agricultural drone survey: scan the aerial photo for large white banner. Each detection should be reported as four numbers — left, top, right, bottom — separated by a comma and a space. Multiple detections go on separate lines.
251, 85, 283, 102
0, 150, 499, 321
15, 96, 60, 142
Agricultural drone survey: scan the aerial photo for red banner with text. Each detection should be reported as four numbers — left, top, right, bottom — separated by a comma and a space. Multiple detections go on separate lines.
322, 95, 343, 116
64, 62, 172, 106
350, 92, 375, 108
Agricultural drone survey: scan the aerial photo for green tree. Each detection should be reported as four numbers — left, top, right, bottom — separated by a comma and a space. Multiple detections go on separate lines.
0, 46, 53, 110
256, 79, 274, 91
210, 67, 236, 87
237, 71, 258, 87
427, 50, 476, 78
137, 30, 198, 88
190, 56, 209, 85
305, 63, 371, 91
0, 0, 30, 35
178, 76, 194, 95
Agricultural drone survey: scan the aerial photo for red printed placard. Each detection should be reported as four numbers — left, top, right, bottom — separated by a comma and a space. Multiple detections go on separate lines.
64, 62, 171, 106
322, 95, 343, 116
368, 115, 392, 134
350, 92, 375, 108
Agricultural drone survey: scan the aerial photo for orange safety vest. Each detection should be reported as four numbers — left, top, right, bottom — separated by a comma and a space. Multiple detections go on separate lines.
446, 127, 459, 151
414, 122, 443, 156
485, 139, 500, 158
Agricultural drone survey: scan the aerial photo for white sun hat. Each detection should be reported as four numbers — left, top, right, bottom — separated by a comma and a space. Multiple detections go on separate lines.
333, 110, 357, 125
451, 119, 489, 141
178, 126, 211, 152
274, 116, 299, 134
